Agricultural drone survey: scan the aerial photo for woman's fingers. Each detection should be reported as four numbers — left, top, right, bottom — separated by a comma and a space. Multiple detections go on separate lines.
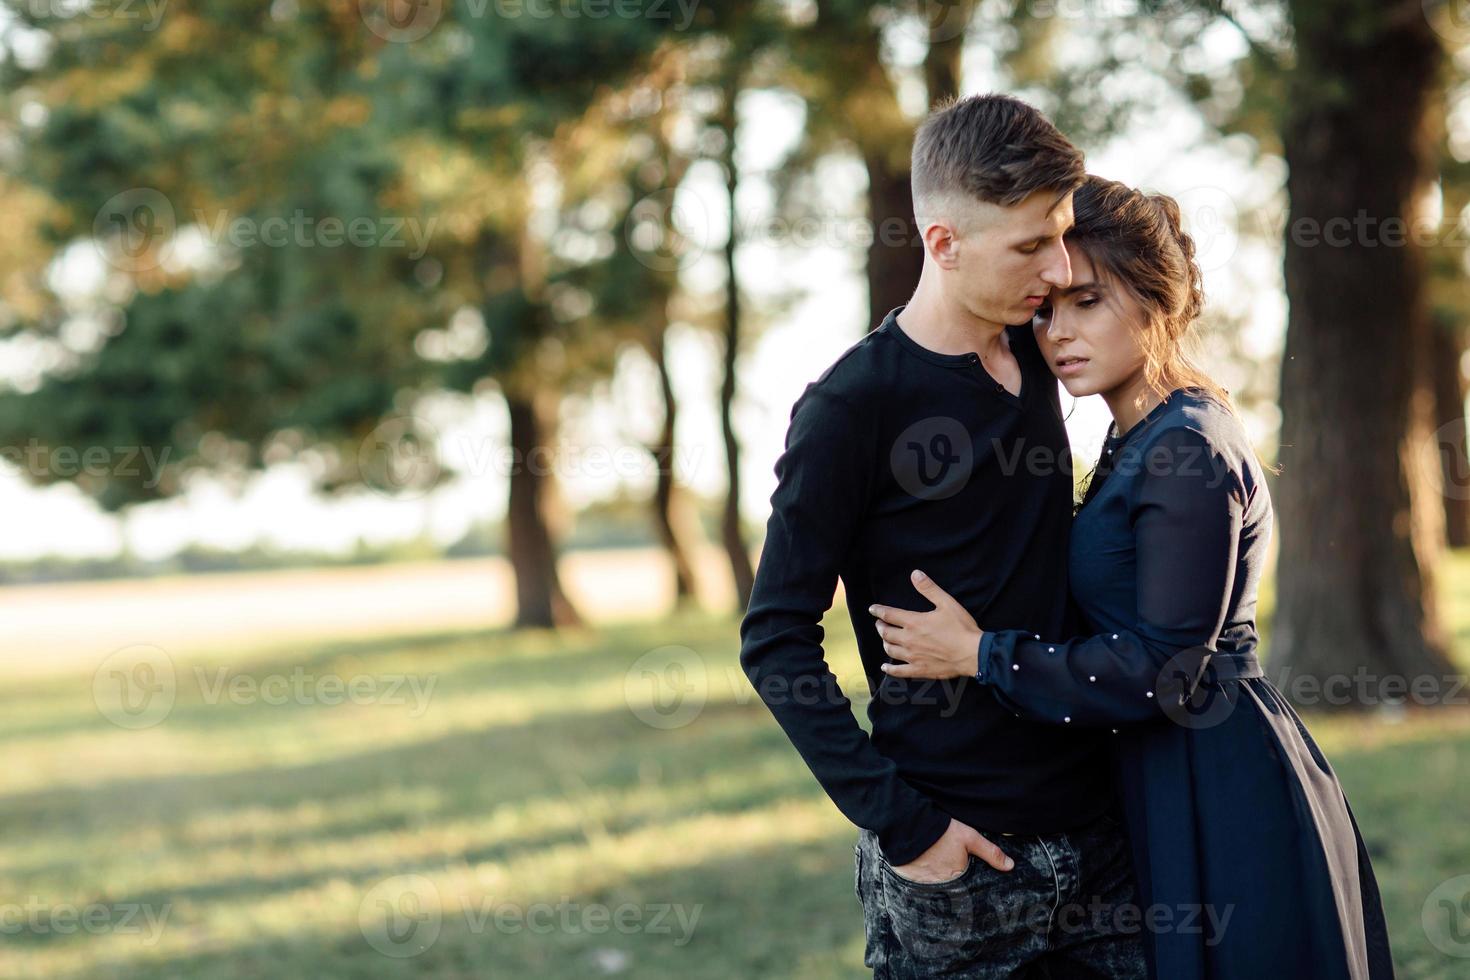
910, 568, 959, 609
878, 626, 909, 659
868, 603, 917, 628
874, 620, 901, 643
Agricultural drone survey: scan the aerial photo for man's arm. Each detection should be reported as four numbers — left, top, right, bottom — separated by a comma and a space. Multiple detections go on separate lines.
739, 386, 951, 866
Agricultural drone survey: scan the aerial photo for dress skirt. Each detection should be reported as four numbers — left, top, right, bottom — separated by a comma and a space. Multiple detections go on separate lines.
1112, 673, 1395, 979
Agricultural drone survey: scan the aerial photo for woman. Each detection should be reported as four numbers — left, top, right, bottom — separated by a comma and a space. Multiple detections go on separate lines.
867, 175, 1395, 979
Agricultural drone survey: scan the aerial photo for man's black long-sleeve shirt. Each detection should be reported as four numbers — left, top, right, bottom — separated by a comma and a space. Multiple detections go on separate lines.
739, 306, 1112, 866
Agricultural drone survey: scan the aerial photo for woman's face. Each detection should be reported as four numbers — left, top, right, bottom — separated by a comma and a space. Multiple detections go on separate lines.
1033, 249, 1149, 398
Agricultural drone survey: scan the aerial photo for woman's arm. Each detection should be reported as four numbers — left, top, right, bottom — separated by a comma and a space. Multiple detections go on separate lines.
873, 427, 1245, 727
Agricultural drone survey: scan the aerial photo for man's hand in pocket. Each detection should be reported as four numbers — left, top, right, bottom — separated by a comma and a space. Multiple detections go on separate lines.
889, 817, 1014, 883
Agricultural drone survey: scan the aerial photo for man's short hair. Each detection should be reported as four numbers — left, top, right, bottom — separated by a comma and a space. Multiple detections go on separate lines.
911, 93, 1085, 229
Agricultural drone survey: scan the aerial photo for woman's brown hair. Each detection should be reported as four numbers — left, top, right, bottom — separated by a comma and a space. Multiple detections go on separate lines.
1064, 175, 1232, 411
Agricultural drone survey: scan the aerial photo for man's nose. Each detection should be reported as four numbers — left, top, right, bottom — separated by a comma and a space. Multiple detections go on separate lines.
1040, 239, 1072, 288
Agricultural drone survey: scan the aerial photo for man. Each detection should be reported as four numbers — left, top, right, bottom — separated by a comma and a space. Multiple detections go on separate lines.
738, 94, 1148, 977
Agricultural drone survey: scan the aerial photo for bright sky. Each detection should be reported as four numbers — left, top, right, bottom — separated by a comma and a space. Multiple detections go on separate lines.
0, 17, 1294, 563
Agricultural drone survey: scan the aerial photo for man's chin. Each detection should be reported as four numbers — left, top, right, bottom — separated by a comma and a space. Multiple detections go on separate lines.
970, 302, 1036, 328
1013, 302, 1049, 325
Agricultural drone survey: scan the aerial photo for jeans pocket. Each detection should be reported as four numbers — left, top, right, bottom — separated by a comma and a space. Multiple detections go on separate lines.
881, 853, 981, 891
881, 855, 996, 969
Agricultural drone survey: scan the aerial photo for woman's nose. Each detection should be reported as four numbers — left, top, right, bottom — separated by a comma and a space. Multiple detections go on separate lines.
1046, 310, 1073, 342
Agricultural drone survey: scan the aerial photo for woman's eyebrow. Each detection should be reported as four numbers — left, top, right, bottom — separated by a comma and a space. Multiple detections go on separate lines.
1056, 281, 1100, 296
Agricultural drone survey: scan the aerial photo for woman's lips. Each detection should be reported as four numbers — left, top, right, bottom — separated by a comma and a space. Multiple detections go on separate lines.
1055, 356, 1089, 377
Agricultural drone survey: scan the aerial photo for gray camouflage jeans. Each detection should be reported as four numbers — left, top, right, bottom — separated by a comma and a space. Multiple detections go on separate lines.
854, 809, 1148, 978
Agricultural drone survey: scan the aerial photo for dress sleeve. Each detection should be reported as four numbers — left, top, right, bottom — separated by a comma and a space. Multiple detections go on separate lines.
975, 427, 1244, 727
739, 386, 952, 865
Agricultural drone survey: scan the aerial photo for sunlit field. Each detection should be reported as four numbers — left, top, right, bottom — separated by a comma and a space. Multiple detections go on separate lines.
3, 554, 1469, 979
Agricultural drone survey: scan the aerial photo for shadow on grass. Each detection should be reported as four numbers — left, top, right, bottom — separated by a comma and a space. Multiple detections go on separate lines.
2, 692, 814, 901
0, 613, 745, 744
48, 832, 870, 980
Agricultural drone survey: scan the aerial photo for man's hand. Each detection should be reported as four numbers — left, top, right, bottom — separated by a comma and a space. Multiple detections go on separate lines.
870, 569, 984, 680
887, 817, 1014, 883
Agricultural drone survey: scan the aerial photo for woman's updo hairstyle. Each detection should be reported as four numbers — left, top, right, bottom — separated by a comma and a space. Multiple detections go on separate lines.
1065, 175, 1229, 409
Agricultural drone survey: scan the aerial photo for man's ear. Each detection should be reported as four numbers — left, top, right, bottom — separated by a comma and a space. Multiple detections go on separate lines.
920, 219, 962, 270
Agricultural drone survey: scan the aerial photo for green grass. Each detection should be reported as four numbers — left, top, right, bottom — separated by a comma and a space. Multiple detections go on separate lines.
3, 557, 1470, 979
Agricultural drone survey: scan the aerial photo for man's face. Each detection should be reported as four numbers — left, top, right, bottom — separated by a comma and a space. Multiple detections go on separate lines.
940, 189, 1075, 327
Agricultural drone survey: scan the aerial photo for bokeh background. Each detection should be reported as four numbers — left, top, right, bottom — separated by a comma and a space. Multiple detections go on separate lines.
2, 0, 1470, 976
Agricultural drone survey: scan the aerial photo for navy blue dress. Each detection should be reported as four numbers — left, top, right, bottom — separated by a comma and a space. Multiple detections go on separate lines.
974, 387, 1394, 979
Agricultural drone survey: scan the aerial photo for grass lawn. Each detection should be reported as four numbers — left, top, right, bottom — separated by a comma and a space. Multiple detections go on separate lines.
3, 556, 1470, 978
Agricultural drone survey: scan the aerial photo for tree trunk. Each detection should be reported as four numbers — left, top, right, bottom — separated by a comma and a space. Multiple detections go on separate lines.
646, 330, 702, 607
1432, 320, 1470, 547
1272, 0, 1454, 705
718, 68, 756, 613
505, 391, 583, 630
862, 5, 970, 330
922, 2, 972, 108
865, 153, 924, 330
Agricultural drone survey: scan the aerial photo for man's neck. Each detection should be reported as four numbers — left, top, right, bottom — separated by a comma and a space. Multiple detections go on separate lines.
895, 277, 1008, 359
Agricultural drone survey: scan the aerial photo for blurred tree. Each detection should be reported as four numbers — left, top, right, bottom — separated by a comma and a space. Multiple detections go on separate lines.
565, 9, 790, 615
0, 1, 685, 629
553, 44, 710, 610
291, 5, 702, 627
679, 6, 788, 613
0, 3, 427, 510
715, 54, 757, 610
1428, 105, 1470, 548
785, 0, 976, 330
1129, 0, 1466, 696
1269, 0, 1459, 691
